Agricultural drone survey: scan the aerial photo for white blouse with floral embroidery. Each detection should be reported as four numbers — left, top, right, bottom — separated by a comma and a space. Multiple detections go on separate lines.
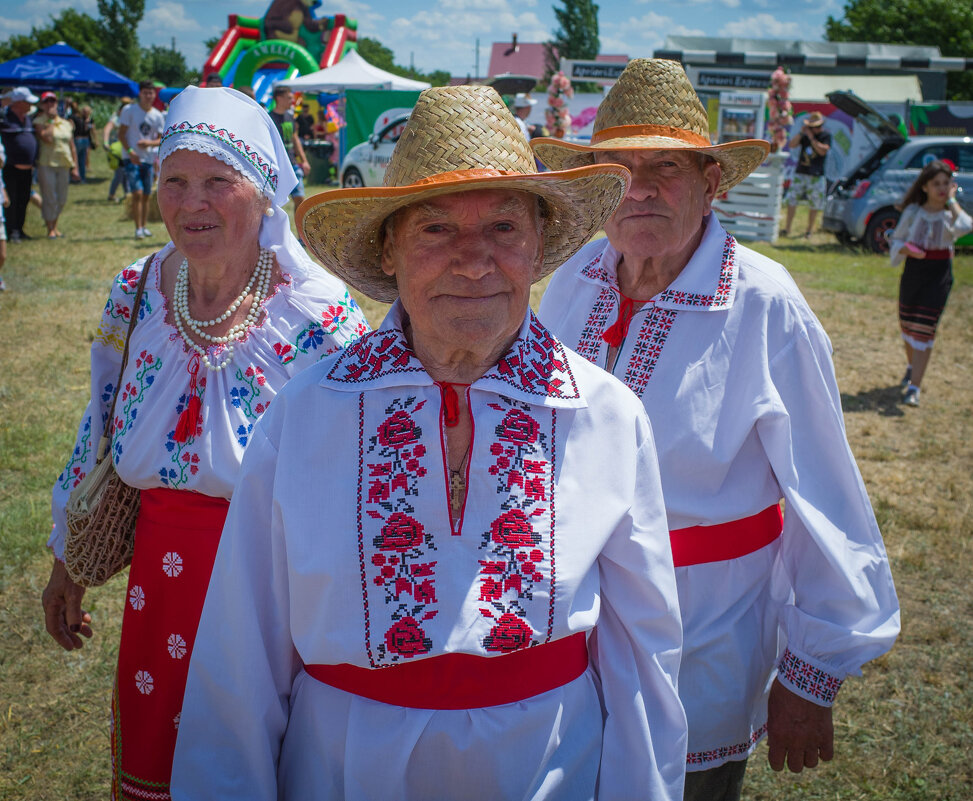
171, 303, 687, 801
540, 214, 900, 770
49, 243, 370, 559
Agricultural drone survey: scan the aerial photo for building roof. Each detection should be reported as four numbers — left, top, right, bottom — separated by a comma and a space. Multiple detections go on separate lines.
487, 37, 628, 81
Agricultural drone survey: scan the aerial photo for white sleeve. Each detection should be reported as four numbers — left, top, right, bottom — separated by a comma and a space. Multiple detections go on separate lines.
170, 421, 300, 799
948, 203, 973, 241
757, 316, 900, 706
49, 270, 138, 559
888, 204, 916, 267
594, 421, 687, 801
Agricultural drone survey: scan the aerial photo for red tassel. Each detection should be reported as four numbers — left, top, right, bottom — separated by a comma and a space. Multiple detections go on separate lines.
442, 383, 460, 427
602, 294, 652, 348
174, 354, 202, 443
602, 295, 637, 347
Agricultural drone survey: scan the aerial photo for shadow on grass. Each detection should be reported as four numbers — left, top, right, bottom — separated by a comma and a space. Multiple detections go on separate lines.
841, 384, 907, 417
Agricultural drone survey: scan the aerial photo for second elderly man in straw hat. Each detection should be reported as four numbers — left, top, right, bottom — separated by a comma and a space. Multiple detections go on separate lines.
533, 59, 899, 801
171, 84, 688, 800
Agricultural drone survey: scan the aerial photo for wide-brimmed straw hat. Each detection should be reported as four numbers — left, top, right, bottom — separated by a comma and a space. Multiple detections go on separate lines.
804, 111, 825, 128
297, 84, 630, 303
532, 59, 770, 194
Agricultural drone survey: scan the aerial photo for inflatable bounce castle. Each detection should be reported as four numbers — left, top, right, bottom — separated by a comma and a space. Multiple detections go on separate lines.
202, 0, 357, 103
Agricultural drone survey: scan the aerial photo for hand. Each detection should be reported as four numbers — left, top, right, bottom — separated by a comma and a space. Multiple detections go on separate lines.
128, 150, 139, 164
71, 167, 80, 181
42, 559, 93, 651
904, 242, 926, 259
767, 678, 834, 772
300, 159, 310, 175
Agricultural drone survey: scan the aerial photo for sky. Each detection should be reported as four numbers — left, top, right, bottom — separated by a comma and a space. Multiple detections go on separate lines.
0, 0, 845, 79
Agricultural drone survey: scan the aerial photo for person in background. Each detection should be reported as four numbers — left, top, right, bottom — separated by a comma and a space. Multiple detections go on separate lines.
33, 91, 79, 238
171, 84, 687, 801
781, 111, 831, 238
203, 72, 224, 87
511, 92, 538, 139
102, 97, 132, 203
296, 103, 314, 143
234, 85, 256, 100
0, 86, 39, 241
889, 159, 972, 407
533, 58, 899, 801
72, 103, 96, 183
269, 85, 310, 209
42, 86, 369, 801
118, 80, 166, 240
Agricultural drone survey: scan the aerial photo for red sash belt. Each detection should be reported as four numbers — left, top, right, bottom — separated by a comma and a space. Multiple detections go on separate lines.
921, 248, 951, 260
669, 504, 783, 567
305, 632, 588, 710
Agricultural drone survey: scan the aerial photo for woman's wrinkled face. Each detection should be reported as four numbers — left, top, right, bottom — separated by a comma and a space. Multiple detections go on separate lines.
158, 150, 268, 265
380, 188, 543, 362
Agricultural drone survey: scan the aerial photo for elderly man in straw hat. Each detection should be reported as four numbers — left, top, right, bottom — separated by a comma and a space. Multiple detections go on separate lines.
171, 84, 687, 800
533, 59, 899, 800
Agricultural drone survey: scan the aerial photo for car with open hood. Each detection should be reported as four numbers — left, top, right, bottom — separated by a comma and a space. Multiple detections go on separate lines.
821, 91, 973, 253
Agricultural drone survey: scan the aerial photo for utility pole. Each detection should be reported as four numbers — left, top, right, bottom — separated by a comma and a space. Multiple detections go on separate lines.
474, 38, 479, 81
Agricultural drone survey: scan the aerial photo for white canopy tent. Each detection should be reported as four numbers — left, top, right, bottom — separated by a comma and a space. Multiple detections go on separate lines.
275, 50, 430, 93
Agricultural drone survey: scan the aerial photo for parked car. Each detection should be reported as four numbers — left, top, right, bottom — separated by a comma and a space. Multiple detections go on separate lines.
339, 114, 409, 188
822, 91, 973, 253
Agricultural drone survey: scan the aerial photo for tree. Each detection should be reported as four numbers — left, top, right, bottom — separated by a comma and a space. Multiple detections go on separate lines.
826, 0, 973, 100
356, 37, 451, 86
545, 0, 600, 87
96, 0, 145, 79
0, 9, 106, 64
138, 45, 197, 87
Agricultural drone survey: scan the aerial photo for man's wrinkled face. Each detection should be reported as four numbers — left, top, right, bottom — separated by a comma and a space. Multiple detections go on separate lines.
381, 189, 543, 361
594, 149, 721, 267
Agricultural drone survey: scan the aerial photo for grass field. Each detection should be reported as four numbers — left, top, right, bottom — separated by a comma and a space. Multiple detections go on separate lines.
1, 175, 971, 800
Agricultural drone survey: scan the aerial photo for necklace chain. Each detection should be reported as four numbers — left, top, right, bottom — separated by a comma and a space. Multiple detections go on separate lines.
172, 248, 273, 371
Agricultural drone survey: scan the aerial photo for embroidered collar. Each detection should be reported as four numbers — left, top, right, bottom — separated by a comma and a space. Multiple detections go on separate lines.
576, 214, 738, 312
322, 301, 585, 407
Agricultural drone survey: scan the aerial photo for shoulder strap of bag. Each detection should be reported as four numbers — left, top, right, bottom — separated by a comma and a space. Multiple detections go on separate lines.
95, 253, 156, 462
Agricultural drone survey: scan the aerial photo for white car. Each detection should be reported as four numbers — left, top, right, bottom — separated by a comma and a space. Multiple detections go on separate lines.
340, 114, 409, 188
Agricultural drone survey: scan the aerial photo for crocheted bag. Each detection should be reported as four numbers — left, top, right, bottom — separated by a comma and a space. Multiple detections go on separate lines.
64, 257, 153, 587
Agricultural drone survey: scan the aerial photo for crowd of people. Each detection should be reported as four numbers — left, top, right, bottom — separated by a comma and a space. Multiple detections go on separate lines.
31, 59, 914, 801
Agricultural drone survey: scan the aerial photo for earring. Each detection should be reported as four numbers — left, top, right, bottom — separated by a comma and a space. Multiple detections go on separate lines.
264, 206, 275, 217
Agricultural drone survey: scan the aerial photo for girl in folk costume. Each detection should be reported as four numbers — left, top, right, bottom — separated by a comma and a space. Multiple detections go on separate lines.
42, 86, 369, 801
889, 159, 972, 406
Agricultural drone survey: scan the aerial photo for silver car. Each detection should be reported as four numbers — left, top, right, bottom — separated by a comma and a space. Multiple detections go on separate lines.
822, 92, 973, 253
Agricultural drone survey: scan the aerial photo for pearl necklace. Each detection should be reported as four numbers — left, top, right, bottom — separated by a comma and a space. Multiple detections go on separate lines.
172, 248, 274, 371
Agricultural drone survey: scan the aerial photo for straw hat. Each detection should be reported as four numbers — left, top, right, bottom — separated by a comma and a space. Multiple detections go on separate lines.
532, 59, 770, 194
804, 111, 825, 128
297, 84, 630, 303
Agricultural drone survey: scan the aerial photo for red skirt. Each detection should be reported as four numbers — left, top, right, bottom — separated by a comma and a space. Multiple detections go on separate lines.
112, 488, 229, 801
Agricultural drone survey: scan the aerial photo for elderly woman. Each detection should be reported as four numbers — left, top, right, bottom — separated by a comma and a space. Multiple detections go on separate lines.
34, 91, 79, 238
42, 86, 369, 800
171, 85, 686, 800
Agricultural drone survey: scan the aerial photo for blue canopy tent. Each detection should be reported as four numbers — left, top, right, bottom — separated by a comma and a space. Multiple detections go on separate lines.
0, 42, 137, 96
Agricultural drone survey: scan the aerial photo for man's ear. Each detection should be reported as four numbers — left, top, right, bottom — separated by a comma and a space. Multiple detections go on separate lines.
701, 159, 722, 212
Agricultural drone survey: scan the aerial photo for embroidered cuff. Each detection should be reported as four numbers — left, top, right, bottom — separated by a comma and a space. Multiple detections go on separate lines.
776, 646, 843, 707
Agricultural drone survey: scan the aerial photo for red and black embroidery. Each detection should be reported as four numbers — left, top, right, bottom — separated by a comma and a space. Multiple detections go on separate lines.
621, 308, 678, 397
686, 724, 767, 766
777, 647, 843, 704
657, 234, 736, 309
483, 312, 580, 400
477, 397, 557, 652
574, 286, 617, 364
328, 328, 424, 383
357, 395, 438, 666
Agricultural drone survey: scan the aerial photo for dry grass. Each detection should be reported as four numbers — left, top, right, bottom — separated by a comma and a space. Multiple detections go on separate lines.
1, 180, 970, 799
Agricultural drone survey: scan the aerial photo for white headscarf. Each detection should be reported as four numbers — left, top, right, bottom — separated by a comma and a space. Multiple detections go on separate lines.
159, 85, 314, 279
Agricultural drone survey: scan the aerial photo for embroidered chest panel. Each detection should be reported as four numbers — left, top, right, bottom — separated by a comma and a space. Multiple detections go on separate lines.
355, 392, 558, 667
571, 234, 736, 396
